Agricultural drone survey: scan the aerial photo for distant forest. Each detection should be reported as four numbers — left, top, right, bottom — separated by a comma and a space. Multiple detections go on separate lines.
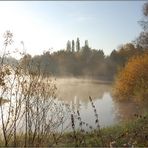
16, 39, 145, 81
1, 1, 148, 81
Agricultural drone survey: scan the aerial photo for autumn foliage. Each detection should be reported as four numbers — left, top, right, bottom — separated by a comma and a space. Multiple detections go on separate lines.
114, 52, 148, 102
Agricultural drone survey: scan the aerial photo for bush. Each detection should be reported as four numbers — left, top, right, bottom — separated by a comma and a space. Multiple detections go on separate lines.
114, 52, 148, 102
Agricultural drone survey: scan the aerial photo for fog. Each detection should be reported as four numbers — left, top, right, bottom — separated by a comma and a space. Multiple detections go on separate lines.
56, 77, 112, 102
54, 78, 148, 130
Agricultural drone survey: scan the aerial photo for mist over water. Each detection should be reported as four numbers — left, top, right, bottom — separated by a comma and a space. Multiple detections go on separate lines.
55, 78, 147, 131
56, 78, 111, 101
1, 77, 146, 132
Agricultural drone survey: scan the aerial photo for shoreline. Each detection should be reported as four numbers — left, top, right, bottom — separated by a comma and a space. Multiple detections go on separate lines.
51, 76, 113, 84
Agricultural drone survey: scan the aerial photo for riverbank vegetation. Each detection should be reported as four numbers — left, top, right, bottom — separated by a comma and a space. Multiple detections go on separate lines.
113, 2, 148, 102
55, 113, 148, 147
19, 41, 145, 81
0, 1, 148, 147
114, 52, 148, 102
0, 108, 147, 147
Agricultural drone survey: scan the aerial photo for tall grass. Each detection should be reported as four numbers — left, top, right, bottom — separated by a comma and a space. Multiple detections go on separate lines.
0, 31, 71, 146
0, 31, 147, 147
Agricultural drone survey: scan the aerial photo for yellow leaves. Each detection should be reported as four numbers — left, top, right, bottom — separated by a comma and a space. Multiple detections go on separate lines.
114, 52, 148, 102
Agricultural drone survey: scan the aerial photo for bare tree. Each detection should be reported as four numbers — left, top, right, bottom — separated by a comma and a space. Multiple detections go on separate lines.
0, 31, 71, 147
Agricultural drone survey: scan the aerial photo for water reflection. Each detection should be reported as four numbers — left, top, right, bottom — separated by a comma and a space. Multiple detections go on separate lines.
56, 78, 147, 130
1, 78, 147, 132
114, 100, 148, 122
56, 78, 111, 103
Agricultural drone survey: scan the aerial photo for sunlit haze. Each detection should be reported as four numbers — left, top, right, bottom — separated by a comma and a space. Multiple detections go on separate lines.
0, 1, 146, 57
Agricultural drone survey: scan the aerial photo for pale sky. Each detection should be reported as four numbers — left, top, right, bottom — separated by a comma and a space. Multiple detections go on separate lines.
0, 1, 146, 57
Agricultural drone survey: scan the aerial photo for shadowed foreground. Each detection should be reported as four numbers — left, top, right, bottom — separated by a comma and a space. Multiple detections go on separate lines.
54, 114, 148, 147
0, 113, 147, 147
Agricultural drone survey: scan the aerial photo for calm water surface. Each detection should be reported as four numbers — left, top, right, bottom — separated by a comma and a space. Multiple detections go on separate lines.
56, 78, 147, 131
1, 78, 147, 133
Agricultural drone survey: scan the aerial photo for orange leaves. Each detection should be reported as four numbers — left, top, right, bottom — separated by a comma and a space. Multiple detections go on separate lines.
114, 52, 148, 102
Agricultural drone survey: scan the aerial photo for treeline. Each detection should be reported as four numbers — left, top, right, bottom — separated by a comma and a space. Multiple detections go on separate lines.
0, 56, 18, 67
18, 2, 148, 81
19, 41, 145, 81
114, 2, 148, 101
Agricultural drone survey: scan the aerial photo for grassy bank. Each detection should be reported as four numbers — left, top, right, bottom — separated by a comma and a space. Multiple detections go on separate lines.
56, 113, 148, 147
0, 113, 147, 147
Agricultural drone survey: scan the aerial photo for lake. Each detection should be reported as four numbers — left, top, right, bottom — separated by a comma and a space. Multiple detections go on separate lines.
56, 78, 147, 131
0, 77, 147, 133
